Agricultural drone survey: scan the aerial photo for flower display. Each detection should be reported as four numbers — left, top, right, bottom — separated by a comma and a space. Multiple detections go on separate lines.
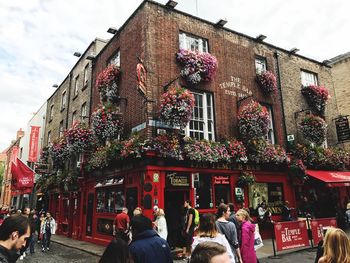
49, 140, 71, 168
146, 135, 183, 160
119, 135, 144, 159
40, 146, 50, 163
159, 86, 195, 129
294, 144, 349, 170
87, 145, 120, 171
91, 104, 123, 142
256, 71, 278, 94
301, 85, 330, 115
237, 171, 256, 187
299, 115, 327, 146
288, 159, 308, 183
95, 64, 121, 103
65, 122, 94, 152
223, 139, 248, 163
176, 49, 218, 84
183, 138, 230, 163
246, 138, 288, 164
238, 100, 270, 140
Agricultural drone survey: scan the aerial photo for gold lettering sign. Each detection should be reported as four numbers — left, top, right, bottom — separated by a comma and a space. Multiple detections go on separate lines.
219, 76, 253, 97
166, 172, 189, 187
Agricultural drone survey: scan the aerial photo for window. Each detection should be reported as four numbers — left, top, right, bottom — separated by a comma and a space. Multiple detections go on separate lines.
96, 187, 125, 213
74, 76, 79, 96
61, 91, 67, 110
72, 111, 77, 125
83, 64, 89, 87
262, 104, 275, 144
81, 102, 87, 121
185, 92, 215, 141
47, 131, 51, 145
301, 70, 318, 86
249, 183, 284, 215
194, 174, 213, 209
49, 105, 54, 121
255, 56, 267, 74
179, 32, 208, 52
109, 50, 120, 67
59, 121, 64, 138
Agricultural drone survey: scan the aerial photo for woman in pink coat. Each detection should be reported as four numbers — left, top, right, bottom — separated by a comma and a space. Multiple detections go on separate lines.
236, 209, 257, 263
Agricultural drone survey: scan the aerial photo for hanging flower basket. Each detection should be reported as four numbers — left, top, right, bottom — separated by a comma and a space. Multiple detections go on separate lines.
238, 100, 270, 140
246, 138, 288, 164
237, 171, 256, 187
159, 86, 195, 129
146, 134, 183, 160
301, 85, 330, 115
223, 139, 248, 163
299, 115, 327, 146
95, 64, 121, 103
256, 71, 278, 94
176, 49, 218, 85
91, 104, 123, 143
65, 122, 94, 152
49, 140, 71, 168
288, 159, 308, 184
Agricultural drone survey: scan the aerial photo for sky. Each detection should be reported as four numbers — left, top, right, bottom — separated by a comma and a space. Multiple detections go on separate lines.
0, 0, 349, 151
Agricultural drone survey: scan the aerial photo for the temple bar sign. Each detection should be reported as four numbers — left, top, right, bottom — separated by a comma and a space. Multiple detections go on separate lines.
335, 116, 350, 142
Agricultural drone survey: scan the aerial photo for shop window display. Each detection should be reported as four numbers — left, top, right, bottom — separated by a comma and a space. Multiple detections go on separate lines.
96, 187, 125, 213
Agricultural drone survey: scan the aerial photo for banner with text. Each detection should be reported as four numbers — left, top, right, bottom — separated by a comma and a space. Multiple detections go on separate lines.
274, 220, 310, 251
310, 217, 337, 245
28, 126, 40, 162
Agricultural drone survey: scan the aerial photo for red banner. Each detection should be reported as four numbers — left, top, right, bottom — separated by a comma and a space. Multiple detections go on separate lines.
11, 158, 34, 189
11, 146, 19, 164
28, 126, 40, 162
274, 220, 310, 251
310, 218, 337, 245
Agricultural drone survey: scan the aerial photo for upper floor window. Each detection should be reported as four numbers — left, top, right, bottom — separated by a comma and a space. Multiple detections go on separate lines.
179, 32, 208, 53
255, 56, 267, 75
109, 50, 120, 67
81, 102, 87, 121
72, 111, 77, 125
74, 75, 79, 96
61, 91, 67, 110
49, 105, 54, 121
263, 104, 275, 144
47, 131, 51, 145
301, 70, 318, 86
83, 64, 89, 87
59, 121, 64, 138
185, 91, 215, 141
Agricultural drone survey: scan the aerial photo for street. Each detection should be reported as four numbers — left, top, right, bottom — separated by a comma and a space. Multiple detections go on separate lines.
20, 242, 99, 263
259, 249, 317, 263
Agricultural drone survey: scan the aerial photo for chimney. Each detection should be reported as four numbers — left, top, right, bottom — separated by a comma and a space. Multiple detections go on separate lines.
16, 128, 24, 140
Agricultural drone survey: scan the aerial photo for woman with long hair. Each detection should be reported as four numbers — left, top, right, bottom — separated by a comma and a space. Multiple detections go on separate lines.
99, 238, 133, 263
216, 204, 242, 263
235, 209, 257, 263
318, 227, 350, 263
192, 213, 235, 263
154, 208, 168, 241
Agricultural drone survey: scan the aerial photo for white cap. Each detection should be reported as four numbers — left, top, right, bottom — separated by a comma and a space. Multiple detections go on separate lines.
153, 205, 159, 211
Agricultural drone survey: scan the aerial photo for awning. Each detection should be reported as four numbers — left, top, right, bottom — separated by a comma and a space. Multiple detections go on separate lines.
306, 170, 350, 187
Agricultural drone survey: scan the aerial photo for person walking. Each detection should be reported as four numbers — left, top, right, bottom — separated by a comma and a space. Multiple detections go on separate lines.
19, 207, 30, 260
37, 213, 45, 243
40, 212, 56, 252
190, 241, 231, 263
0, 215, 31, 263
179, 200, 196, 259
154, 208, 168, 241
28, 210, 39, 255
113, 208, 130, 242
192, 213, 235, 263
99, 238, 133, 263
318, 227, 350, 263
216, 204, 242, 263
235, 209, 257, 263
129, 215, 172, 263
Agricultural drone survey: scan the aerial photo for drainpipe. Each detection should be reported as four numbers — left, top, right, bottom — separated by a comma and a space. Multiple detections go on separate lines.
274, 51, 289, 151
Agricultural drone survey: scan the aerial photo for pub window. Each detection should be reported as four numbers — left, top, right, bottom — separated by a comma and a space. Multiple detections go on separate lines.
59, 121, 64, 138
61, 91, 67, 110
301, 70, 318, 87
74, 75, 79, 97
261, 104, 275, 144
83, 64, 89, 87
72, 111, 77, 125
185, 92, 215, 141
255, 56, 267, 75
109, 50, 120, 67
213, 176, 231, 207
194, 174, 213, 209
96, 187, 125, 213
179, 32, 208, 53
49, 105, 54, 121
248, 182, 284, 215
81, 102, 87, 121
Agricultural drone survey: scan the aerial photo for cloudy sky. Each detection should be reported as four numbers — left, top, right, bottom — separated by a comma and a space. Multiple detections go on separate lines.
0, 0, 349, 151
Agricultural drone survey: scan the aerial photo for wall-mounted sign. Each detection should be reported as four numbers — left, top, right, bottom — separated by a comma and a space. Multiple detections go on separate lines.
166, 172, 190, 187
219, 76, 253, 98
213, 176, 229, 184
335, 116, 350, 142
153, 173, 159, 183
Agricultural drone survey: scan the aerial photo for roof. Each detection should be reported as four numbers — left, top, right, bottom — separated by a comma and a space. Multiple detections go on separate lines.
329, 51, 350, 64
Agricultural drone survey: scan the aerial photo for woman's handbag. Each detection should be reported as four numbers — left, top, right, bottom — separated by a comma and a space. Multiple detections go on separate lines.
254, 224, 264, 251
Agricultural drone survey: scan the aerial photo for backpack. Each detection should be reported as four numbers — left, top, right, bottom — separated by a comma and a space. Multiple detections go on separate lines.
194, 209, 200, 226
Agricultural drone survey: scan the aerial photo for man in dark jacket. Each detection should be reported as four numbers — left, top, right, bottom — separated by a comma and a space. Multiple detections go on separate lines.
0, 215, 31, 263
129, 215, 172, 263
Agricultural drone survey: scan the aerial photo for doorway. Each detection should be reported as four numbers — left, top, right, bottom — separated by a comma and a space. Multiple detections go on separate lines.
86, 193, 94, 236
164, 189, 189, 249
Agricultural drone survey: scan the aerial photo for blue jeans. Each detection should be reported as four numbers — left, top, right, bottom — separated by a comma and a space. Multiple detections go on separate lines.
29, 234, 37, 253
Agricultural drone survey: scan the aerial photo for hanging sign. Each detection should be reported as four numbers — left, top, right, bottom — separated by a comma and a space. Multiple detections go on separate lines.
166, 172, 190, 187
335, 116, 350, 142
274, 220, 310, 251
310, 217, 337, 245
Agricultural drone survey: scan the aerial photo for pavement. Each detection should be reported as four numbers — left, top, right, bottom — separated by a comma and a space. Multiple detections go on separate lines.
51, 228, 350, 261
